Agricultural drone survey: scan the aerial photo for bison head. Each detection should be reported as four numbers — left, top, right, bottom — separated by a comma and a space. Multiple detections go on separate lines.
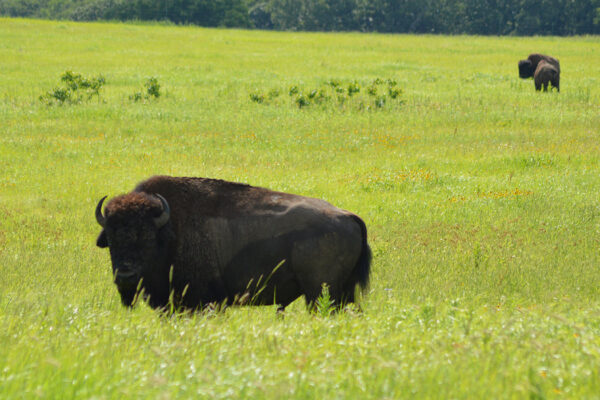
96, 192, 172, 307
518, 59, 534, 79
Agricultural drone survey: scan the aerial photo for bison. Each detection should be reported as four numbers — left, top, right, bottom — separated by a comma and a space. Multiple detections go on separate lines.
518, 53, 560, 91
534, 60, 560, 92
95, 176, 371, 312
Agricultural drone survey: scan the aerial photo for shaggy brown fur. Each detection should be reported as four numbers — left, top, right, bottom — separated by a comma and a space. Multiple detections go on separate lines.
96, 176, 371, 312
105, 192, 162, 221
518, 53, 560, 78
518, 53, 560, 92
534, 60, 560, 92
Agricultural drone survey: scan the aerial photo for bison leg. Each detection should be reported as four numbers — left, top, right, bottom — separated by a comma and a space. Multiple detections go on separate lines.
303, 283, 345, 312
543, 82, 549, 92
535, 82, 542, 91
291, 225, 363, 313
341, 279, 357, 304
300, 279, 361, 313
175, 276, 228, 310
294, 266, 359, 312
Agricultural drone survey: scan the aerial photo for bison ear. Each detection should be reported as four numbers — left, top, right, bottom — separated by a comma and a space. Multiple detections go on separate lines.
96, 230, 108, 248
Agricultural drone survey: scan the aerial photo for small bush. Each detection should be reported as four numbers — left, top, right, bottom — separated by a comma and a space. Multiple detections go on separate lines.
250, 77, 403, 111
249, 92, 265, 103
130, 92, 143, 102
60, 71, 105, 100
40, 71, 105, 105
250, 88, 280, 104
388, 87, 402, 99
347, 81, 360, 96
295, 94, 310, 108
130, 77, 161, 102
306, 89, 329, 104
145, 77, 160, 99
47, 88, 70, 104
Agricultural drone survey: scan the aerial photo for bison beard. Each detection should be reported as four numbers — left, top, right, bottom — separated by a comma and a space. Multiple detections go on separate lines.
95, 176, 371, 312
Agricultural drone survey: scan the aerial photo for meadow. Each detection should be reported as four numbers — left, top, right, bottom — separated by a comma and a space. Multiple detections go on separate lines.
1, 17, 600, 398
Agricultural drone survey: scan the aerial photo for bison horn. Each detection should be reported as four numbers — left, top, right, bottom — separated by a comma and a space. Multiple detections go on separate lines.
95, 196, 107, 227
153, 194, 170, 228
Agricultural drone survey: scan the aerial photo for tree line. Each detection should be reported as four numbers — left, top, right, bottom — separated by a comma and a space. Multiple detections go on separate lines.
1, 0, 599, 35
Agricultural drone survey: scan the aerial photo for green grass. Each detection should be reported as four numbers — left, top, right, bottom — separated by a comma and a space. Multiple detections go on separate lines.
1, 17, 600, 398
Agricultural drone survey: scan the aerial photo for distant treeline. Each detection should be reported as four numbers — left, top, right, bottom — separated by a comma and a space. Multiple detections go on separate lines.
2, 0, 600, 35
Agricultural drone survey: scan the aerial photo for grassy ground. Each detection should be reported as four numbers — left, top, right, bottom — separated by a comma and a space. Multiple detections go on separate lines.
1, 18, 600, 398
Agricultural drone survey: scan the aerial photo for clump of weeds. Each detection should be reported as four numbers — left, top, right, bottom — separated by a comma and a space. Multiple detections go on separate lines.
40, 71, 105, 105
130, 77, 161, 102
250, 88, 281, 104
250, 77, 404, 111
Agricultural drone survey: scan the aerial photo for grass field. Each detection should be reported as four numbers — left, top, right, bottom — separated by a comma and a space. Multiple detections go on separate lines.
1, 17, 600, 398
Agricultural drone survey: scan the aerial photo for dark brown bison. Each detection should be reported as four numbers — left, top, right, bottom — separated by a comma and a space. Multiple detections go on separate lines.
518, 53, 560, 91
95, 176, 371, 312
534, 60, 560, 92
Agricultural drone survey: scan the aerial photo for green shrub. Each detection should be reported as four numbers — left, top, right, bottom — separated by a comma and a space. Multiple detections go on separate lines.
388, 87, 402, 99
251, 77, 403, 111
327, 79, 341, 88
347, 81, 360, 96
295, 94, 310, 108
130, 77, 161, 102
40, 71, 105, 105
250, 92, 265, 103
130, 92, 143, 102
145, 77, 160, 98
250, 88, 280, 104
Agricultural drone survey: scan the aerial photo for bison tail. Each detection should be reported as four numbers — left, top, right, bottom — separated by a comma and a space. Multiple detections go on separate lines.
351, 215, 372, 292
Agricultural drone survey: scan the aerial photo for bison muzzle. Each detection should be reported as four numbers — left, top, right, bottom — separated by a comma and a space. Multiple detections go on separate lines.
95, 176, 371, 312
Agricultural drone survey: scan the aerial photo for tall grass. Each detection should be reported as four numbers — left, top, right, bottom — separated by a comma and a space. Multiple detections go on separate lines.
1, 18, 599, 398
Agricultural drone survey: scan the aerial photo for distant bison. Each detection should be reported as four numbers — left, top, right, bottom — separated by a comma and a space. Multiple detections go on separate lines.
95, 176, 371, 312
518, 53, 560, 92
534, 60, 560, 92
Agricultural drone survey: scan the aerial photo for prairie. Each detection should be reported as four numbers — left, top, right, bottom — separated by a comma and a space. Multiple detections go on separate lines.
0, 18, 599, 398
